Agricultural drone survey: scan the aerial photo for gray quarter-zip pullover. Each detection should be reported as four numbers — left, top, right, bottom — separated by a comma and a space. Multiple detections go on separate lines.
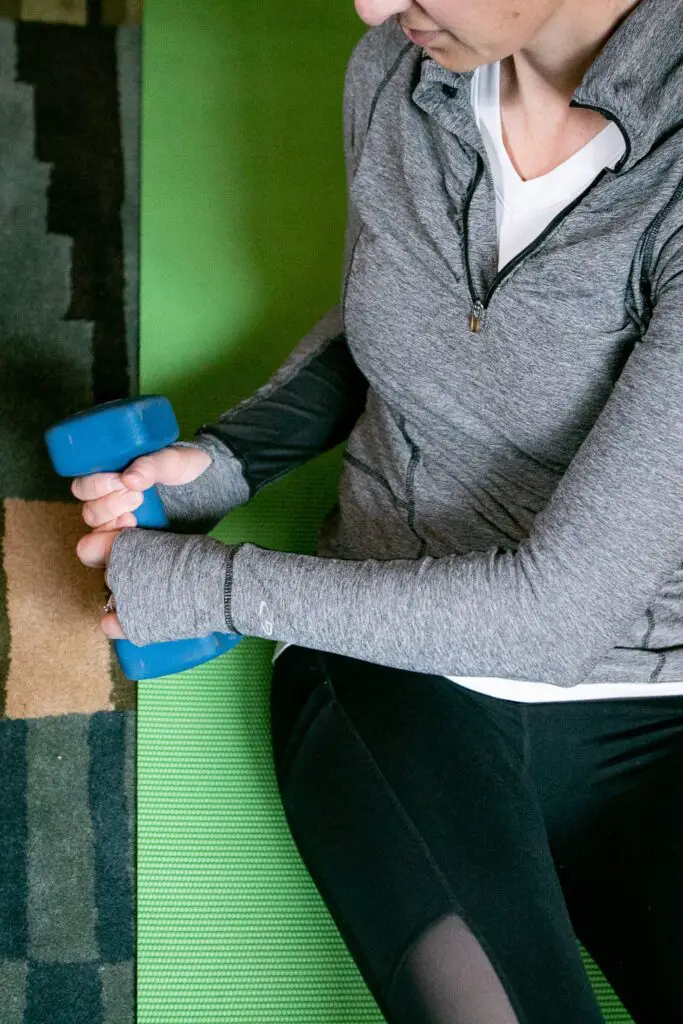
109, 0, 683, 689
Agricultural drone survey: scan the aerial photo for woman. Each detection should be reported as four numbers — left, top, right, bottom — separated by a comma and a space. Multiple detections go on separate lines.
75, 0, 683, 1020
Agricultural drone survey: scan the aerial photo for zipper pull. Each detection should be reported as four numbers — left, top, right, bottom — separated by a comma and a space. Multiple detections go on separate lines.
469, 300, 485, 334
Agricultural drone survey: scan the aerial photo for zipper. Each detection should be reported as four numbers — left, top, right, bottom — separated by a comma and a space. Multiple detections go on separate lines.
469, 300, 485, 334
462, 147, 613, 335
462, 155, 485, 332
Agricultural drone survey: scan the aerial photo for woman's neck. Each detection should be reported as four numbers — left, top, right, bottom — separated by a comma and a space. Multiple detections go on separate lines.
496, 0, 639, 180
503, 0, 641, 111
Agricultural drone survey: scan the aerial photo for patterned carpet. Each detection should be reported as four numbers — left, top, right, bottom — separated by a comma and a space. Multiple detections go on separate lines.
0, 5, 139, 1021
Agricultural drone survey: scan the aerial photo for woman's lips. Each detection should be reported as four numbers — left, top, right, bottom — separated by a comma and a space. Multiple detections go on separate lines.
405, 28, 442, 47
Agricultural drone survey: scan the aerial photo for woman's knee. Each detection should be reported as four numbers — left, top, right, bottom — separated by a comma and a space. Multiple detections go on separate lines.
386, 913, 521, 1024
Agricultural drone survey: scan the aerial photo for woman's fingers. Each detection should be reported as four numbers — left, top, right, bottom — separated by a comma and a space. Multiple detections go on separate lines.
121, 446, 211, 490
74, 446, 211, 530
77, 529, 119, 569
72, 469, 141, 528
82, 489, 143, 528
92, 513, 138, 532
101, 611, 125, 640
71, 472, 125, 501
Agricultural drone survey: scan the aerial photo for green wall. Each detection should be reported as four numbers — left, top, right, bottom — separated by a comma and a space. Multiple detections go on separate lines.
137, 2, 385, 1022
140, 0, 363, 431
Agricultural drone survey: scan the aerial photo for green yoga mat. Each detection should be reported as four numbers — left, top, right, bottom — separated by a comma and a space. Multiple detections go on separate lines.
138, 2, 633, 1020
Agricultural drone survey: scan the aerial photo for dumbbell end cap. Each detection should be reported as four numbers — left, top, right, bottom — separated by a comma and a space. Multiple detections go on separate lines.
115, 632, 242, 680
45, 395, 180, 477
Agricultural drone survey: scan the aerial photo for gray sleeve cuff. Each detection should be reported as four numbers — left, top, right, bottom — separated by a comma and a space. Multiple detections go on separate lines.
107, 528, 240, 647
155, 435, 250, 533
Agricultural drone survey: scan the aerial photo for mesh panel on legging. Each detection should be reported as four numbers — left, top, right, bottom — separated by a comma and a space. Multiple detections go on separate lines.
387, 913, 521, 1024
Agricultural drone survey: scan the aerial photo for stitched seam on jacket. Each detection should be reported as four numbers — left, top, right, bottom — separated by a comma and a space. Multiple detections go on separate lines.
640, 176, 683, 302
642, 608, 656, 648
342, 42, 414, 333
223, 546, 241, 634
642, 608, 669, 684
214, 332, 343, 428
367, 42, 415, 138
650, 654, 667, 683
202, 332, 352, 497
397, 416, 428, 556
343, 451, 409, 511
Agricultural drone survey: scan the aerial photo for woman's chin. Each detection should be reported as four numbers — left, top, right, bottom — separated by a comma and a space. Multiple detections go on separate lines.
423, 39, 487, 74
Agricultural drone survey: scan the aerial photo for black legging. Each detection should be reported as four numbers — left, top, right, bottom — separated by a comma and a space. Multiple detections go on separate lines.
269, 644, 683, 1024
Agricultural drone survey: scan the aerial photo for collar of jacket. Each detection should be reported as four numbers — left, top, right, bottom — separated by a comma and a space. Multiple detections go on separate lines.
411, 0, 683, 175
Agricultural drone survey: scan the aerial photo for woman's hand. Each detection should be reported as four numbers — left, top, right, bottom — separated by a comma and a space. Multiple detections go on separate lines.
73, 445, 212, 640
77, 528, 235, 648
77, 527, 127, 640
71, 445, 212, 531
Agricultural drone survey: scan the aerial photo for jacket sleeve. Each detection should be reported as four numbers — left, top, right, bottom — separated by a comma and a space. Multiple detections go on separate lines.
157, 306, 367, 532
156, 28, 385, 531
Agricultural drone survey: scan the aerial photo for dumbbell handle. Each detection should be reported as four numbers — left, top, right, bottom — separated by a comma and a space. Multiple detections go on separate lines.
125, 483, 170, 530
45, 396, 241, 680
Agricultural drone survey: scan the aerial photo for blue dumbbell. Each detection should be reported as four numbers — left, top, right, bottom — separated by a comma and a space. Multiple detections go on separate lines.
45, 395, 241, 680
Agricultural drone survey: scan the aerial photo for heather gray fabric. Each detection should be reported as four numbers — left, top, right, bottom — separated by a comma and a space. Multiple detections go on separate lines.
155, 438, 250, 534
109, 0, 683, 688
106, 532, 232, 643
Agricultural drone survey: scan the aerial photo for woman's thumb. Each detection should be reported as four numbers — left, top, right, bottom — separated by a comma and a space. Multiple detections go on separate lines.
120, 446, 211, 490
